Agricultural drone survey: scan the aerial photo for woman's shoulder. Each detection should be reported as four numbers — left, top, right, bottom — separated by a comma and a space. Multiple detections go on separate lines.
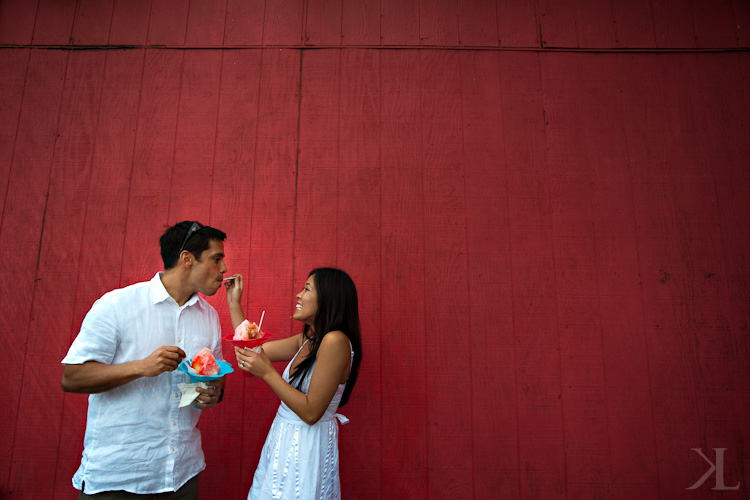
320, 330, 350, 350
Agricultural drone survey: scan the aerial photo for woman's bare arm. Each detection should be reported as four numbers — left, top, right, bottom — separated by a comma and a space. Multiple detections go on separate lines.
237, 331, 350, 424
226, 274, 305, 362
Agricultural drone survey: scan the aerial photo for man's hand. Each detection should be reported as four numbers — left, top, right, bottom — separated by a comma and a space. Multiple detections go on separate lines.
137, 346, 186, 377
194, 376, 225, 409
62, 346, 186, 394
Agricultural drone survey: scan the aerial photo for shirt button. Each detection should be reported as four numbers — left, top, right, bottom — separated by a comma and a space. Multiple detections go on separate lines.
178, 338, 182, 343
171, 447, 175, 452
173, 422, 176, 426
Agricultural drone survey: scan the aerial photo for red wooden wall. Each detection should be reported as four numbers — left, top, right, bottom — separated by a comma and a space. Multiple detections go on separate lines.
1, 1, 749, 499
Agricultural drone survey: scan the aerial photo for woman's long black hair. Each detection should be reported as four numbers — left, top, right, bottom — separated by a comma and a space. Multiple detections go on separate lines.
288, 267, 362, 407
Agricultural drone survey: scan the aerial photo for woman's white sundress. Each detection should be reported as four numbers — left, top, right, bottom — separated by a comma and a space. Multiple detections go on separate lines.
248, 339, 353, 500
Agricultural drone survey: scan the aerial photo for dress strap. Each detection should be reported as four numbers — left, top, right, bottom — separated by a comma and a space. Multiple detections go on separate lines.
287, 338, 310, 365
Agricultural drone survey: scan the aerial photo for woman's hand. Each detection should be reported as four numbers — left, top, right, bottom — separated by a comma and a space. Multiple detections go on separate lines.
225, 274, 243, 306
235, 346, 273, 379
226, 274, 248, 329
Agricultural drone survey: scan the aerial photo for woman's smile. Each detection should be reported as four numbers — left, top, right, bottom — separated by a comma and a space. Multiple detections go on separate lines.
293, 275, 318, 325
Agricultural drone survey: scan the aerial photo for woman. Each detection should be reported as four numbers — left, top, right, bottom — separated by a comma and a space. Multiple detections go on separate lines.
226, 268, 362, 500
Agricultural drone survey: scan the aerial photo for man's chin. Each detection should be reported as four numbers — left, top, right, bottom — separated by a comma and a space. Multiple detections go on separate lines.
201, 284, 222, 296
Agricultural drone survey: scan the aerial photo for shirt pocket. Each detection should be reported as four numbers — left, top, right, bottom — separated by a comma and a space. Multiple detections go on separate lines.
184, 313, 216, 359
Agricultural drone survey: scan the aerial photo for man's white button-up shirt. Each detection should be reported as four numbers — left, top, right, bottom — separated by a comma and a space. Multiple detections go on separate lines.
62, 273, 223, 495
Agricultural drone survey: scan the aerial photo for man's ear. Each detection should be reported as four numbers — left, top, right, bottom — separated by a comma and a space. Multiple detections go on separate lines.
180, 250, 193, 268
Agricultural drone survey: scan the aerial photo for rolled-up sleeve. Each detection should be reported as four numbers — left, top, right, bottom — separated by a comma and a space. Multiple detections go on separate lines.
62, 294, 120, 365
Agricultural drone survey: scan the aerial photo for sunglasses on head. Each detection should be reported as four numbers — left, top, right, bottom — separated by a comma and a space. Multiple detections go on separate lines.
177, 222, 203, 256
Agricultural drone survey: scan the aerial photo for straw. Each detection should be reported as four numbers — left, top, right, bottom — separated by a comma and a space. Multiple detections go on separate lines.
258, 310, 265, 333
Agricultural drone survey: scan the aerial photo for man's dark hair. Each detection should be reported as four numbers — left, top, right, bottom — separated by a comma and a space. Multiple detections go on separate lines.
160, 221, 227, 270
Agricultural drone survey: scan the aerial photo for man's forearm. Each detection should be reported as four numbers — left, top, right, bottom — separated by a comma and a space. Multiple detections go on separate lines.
61, 360, 144, 394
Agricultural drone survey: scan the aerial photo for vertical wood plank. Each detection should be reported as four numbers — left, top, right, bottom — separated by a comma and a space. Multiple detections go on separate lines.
305, 0, 342, 46
342, 0, 380, 45
573, 0, 616, 48
618, 54, 675, 496
204, 49, 261, 497
668, 55, 743, 493
337, 47, 380, 279
420, 49, 473, 499
251, 48, 300, 334
212, 49, 262, 269
336, 48, 381, 498
148, 0, 190, 45
610, 0, 655, 48
263, 0, 304, 45
0, 50, 28, 224
380, 48, 428, 500
458, 0, 498, 46
168, 49, 221, 220
202, 47, 298, 495
185, 0, 227, 46
239, 48, 300, 494
624, 54, 703, 493
109, 0, 151, 45
170, 49, 225, 497
296, 49, 340, 276
542, 52, 618, 494
460, 49, 519, 499
708, 57, 750, 487
0, 0, 39, 44
0, 48, 67, 496
3, 50, 71, 497
500, 50, 566, 499
497, 0, 539, 47
32, 0, 76, 45
224, 0, 265, 45
54, 49, 144, 497
72, 0, 114, 45
12, 50, 105, 497
380, 0, 419, 45
701, 56, 750, 378
592, 54, 659, 493
420, 0, 459, 46
692, 0, 737, 48
537, 0, 578, 48
651, 0, 697, 48
735, 0, 750, 47
121, 50, 183, 285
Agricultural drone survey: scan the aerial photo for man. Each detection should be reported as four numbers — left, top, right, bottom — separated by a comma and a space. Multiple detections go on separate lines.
62, 221, 229, 499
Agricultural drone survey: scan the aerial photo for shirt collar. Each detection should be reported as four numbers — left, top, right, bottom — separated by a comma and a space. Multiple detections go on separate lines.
150, 272, 200, 308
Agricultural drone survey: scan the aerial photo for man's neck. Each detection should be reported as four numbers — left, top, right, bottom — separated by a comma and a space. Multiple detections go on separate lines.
160, 269, 194, 307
